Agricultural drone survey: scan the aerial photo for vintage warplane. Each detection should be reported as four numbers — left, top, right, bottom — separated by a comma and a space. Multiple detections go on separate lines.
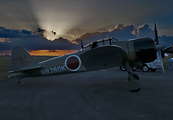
8, 23, 167, 92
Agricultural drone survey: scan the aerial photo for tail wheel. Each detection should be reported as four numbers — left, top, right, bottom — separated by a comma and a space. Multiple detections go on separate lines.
120, 65, 126, 71
17, 77, 22, 83
142, 65, 149, 72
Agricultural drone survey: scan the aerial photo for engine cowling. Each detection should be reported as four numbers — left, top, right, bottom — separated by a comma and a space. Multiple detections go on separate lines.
133, 38, 157, 63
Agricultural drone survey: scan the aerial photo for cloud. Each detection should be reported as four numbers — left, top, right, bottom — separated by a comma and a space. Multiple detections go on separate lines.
75, 24, 136, 44
1, 0, 173, 40
75, 23, 173, 48
0, 27, 34, 38
0, 27, 80, 51
37, 28, 57, 41
159, 35, 173, 47
134, 24, 172, 47
0, 23, 173, 52
136, 24, 154, 38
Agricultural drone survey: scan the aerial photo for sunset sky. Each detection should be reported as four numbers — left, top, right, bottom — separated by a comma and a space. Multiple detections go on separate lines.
0, 0, 173, 56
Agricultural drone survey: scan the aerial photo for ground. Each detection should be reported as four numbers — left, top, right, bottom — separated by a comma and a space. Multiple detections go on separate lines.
0, 67, 173, 120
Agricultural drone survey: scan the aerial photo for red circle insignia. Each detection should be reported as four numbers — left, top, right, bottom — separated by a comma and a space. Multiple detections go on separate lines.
65, 55, 81, 71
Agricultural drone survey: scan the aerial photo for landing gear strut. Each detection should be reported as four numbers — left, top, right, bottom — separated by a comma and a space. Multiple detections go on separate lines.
17, 77, 22, 83
125, 62, 141, 92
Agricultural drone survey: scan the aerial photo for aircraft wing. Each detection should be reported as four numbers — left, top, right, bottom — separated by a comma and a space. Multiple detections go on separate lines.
80, 45, 129, 70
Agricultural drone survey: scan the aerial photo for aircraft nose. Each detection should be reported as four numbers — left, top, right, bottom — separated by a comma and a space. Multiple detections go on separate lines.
155, 42, 166, 51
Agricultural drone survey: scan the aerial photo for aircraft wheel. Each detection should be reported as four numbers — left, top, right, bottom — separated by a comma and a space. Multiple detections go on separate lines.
133, 74, 139, 80
151, 69, 157, 72
128, 74, 139, 81
120, 65, 126, 71
128, 75, 141, 92
142, 65, 149, 72
130, 88, 141, 92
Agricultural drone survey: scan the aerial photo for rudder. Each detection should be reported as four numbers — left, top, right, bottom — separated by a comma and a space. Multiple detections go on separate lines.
11, 46, 38, 71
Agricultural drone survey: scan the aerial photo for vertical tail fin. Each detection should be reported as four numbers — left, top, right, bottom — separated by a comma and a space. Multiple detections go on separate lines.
11, 46, 38, 71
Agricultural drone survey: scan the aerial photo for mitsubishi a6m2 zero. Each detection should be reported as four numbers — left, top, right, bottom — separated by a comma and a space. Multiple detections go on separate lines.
8, 23, 167, 92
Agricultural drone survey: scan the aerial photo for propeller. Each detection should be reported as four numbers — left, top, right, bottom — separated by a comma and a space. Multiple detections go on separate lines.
160, 46, 173, 59
154, 23, 159, 44
163, 46, 173, 54
81, 39, 84, 50
154, 23, 166, 74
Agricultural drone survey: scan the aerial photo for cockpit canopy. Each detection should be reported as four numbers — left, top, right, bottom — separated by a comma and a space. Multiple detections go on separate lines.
83, 37, 118, 50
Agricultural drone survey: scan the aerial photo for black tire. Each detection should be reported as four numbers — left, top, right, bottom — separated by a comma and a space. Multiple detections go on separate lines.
130, 88, 141, 92
151, 69, 157, 72
133, 74, 139, 80
120, 65, 126, 71
142, 65, 149, 72
128, 74, 139, 81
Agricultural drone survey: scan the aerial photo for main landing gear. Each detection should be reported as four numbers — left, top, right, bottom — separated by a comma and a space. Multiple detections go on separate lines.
125, 62, 141, 92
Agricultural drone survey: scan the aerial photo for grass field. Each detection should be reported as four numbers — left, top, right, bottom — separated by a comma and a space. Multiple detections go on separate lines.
0, 55, 171, 79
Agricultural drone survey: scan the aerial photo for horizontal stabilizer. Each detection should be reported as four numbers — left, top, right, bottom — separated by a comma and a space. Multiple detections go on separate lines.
8, 65, 42, 74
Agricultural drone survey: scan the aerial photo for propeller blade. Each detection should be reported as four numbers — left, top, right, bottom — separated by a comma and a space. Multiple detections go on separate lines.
158, 51, 165, 74
164, 46, 173, 53
154, 23, 159, 44
81, 39, 84, 50
155, 43, 166, 51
